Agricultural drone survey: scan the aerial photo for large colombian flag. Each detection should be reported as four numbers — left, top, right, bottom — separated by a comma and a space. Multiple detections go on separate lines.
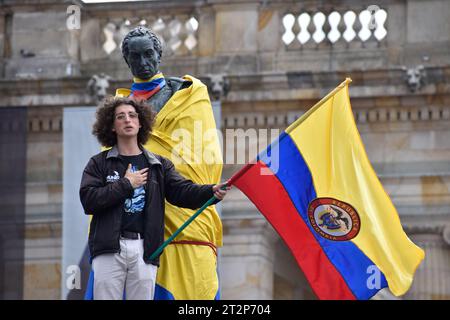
228, 78, 424, 299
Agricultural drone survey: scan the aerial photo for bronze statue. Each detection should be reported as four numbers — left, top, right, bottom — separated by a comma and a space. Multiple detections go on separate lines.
120, 26, 192, 112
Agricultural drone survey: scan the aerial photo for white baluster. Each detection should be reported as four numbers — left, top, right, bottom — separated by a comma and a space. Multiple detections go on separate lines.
374, 9, 387, 41
343, 11, 356, 42
282, 14, 296, 45
358, 10, 372, 42
312, 12, 326, 44
297, 13, 311, 44
327, 11, 341, 44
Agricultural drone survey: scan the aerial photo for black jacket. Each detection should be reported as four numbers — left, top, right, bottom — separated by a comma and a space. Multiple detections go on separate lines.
79, 145, 216, 266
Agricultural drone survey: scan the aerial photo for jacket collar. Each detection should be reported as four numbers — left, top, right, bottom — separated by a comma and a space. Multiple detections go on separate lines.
106, 145, 162, 166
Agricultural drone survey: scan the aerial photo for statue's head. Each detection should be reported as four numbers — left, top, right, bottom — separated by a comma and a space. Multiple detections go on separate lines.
121, 26, 163, 80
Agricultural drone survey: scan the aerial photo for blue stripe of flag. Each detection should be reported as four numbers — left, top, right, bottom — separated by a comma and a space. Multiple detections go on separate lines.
131, 78, 166, 91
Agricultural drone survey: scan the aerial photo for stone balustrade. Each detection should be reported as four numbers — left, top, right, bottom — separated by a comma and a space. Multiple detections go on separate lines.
281, 7, 387, 48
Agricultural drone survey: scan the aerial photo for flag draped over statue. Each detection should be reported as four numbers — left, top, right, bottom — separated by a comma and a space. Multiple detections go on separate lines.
144, 75, 223, 299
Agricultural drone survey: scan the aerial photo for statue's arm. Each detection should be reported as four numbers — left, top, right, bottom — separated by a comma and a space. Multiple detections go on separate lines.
167, 77, 192, 92
148, 77, 193, 114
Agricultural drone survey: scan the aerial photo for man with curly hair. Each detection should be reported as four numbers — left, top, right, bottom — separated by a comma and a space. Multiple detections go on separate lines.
79, 97, 229, 300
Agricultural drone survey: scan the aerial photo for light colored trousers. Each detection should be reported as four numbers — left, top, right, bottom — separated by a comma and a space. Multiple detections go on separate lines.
92, 237, 158, 300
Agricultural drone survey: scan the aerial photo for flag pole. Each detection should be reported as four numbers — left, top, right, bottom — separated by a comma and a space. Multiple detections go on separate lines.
149, 185, 228, 260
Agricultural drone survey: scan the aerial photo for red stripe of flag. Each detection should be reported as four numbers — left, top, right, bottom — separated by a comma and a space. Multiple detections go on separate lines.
231, 161, 356, 300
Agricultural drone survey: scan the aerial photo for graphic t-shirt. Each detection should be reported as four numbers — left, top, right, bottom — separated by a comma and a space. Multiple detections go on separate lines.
119, 153, 149, 233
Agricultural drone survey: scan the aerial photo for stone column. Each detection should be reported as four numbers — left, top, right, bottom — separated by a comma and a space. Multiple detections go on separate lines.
219, 216, 278, 299
197, 5, 216, 57
212, 1, 259, 74
0, 11, 12, 78
0, 13, 5, 74
213, 2, 258, 54
403, 225, 450, 300
4, 6, 85, 79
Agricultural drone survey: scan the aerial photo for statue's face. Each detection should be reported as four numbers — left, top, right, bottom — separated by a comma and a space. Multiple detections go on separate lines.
125, 36, 160, 80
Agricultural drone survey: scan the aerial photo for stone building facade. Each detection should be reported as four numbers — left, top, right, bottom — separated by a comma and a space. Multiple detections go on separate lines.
0, 0, 449, 299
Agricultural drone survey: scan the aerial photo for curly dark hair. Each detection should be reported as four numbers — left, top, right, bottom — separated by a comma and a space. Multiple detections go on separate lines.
92, 96, 156, 147
121, 26, 163, 65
